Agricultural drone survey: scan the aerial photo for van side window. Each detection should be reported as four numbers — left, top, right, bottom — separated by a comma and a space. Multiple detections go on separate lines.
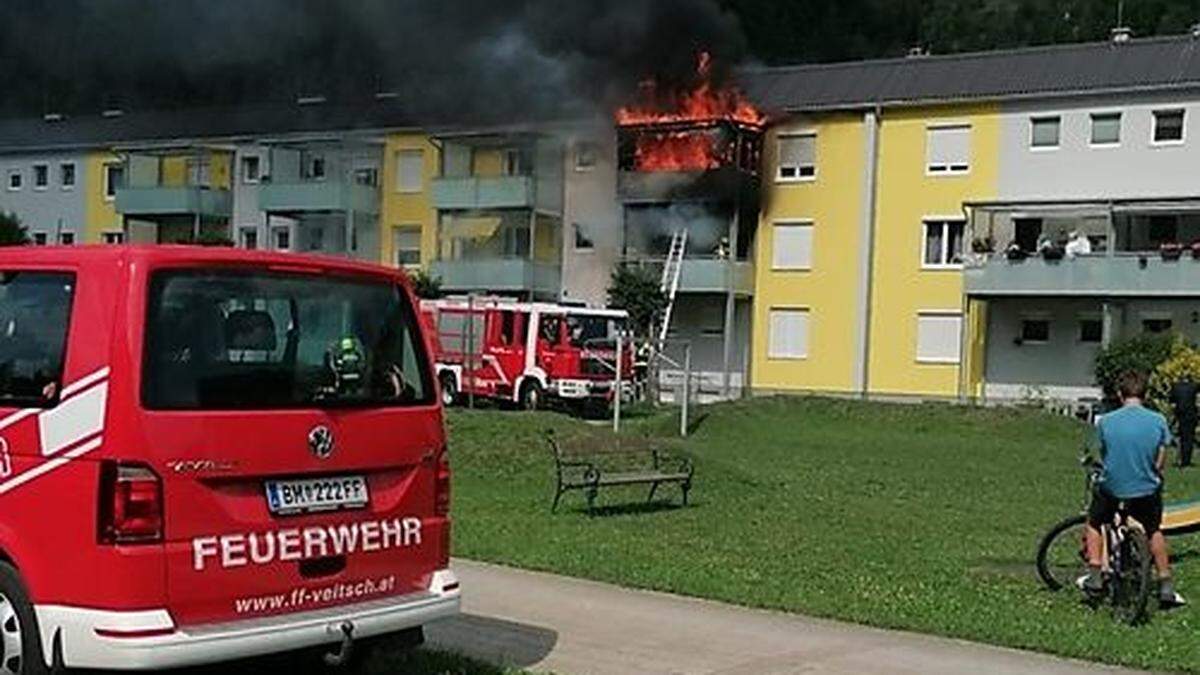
0, 272, 74, 407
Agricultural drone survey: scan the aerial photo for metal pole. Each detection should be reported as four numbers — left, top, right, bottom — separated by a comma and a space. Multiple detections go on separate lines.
681, 342, 691, 438
467, 294, 476, 409
613, 331, 623, 433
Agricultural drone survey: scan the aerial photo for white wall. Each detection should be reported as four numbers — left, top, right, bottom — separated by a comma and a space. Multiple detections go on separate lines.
561, 128, 621, 306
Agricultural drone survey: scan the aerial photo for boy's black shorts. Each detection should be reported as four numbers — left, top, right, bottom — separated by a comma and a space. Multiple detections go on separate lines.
1088, 488, 1163, 534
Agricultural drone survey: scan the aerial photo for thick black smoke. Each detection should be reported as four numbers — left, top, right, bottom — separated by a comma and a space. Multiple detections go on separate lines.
0, 0, 747, 123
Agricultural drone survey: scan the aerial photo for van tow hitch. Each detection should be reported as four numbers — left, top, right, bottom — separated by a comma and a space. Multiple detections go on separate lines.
323, 621, 355, 667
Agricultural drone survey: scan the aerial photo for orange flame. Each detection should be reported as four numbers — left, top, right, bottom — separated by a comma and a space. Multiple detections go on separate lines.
616, 52, 763, 172
615, 52, 765, 128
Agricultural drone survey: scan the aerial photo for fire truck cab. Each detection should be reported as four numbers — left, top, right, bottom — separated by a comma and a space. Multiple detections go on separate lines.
421, 298, 630, 412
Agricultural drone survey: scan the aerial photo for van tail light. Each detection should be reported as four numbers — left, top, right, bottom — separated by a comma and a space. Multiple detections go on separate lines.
98, 462, 163, 544
434, 449, 451, 517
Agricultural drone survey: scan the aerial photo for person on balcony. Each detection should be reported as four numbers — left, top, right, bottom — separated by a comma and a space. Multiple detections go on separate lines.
1065, 230, 1092, 258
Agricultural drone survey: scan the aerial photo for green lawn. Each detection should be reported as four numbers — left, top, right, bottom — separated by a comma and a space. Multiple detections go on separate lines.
449, 397, 1200, 673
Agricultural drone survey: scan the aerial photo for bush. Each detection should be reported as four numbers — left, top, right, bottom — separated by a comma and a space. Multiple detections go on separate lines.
1094, 332, 1178, 399
0, 212, 30, 246
1148, 341, 1200, 426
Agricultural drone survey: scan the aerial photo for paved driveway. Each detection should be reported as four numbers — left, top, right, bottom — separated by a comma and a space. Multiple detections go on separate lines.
428, 559, 1149, 675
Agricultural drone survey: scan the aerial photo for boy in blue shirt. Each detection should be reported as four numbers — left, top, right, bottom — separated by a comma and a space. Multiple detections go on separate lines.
1082, 370, 1185, 606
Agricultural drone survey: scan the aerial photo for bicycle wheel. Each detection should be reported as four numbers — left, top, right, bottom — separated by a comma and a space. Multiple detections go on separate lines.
1111, 527, 1154, 625
1036, 514, 1089, 591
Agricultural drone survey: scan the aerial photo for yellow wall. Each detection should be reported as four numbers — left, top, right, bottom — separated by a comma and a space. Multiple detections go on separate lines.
867, 104, 999, 397
83, 151, 121, 244
471, 149, 504, 178
751, 113, 866, 393
380, 134, 439, 267
161, 150, 232, 189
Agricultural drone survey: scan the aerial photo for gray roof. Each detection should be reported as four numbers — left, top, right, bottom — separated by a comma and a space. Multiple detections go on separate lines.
0, 100, 420, 153
741, 34, 1200, 112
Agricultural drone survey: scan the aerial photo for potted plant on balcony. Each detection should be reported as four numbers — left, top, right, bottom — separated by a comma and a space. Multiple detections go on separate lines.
1161, 242, 1184, 261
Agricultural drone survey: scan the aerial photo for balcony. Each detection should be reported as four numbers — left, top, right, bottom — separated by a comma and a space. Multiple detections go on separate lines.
624, 258, 755, 295
965, 253, 1200, 297
258, 181, 379, 215
431, 176, 534, 210
114, 186, 231, 217
430, 258, 561, 297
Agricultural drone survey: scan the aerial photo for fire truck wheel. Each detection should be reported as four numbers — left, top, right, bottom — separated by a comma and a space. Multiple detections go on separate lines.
518, 381, 543, 411
0, 562, 47, 675
438, 373, 459, 407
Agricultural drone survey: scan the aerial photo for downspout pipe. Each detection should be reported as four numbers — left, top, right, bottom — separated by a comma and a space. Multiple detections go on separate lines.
854, 105, 882, 397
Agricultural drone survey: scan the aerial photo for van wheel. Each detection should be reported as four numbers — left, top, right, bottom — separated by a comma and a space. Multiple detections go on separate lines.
0, 562, 47, 675
518, 381, 543, 411
438, 373, 459, 407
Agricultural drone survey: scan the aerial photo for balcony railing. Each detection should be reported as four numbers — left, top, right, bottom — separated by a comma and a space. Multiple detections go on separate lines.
623, 256, 754, 295
114, 186, 232, 217
258, 181, 379, 215
430, 258, 561, 296
965, 251, 1200, 297
431, 176, 535, 210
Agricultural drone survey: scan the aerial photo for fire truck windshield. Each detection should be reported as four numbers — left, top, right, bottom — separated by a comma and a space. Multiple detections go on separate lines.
142, 270, 433, 410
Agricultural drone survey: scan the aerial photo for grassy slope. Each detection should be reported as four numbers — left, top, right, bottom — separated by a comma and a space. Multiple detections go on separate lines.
449, 397, 1200, 673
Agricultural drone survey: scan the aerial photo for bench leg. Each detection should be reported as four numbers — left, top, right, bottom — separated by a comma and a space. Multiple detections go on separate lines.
681, 480, 691, 507
586, 486, 598, 515
647, 481, 660, 504
551, 488, 565, 513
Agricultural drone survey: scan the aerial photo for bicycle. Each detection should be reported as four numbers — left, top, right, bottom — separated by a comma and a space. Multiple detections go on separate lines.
1035, 452, 1155, 625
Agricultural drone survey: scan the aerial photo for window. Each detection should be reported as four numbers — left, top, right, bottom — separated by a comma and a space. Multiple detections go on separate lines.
1149, 215, 1179, 246
59, 163, 76, 189
1079, 317, 1103, 343
0, 272, 75, 407
241, 155, 261, 184
142, 271, 433, 410
1030, 116, 1061, 149
1014, 218, 1043, 253
238, 227, 258, 250
395, 150, 423, 193
353, 168, 378, 187
777, 133, 816, 181
916, 313, 962, 364
922, 219, 965, 268
303, 154, 326, 180
31, 232, 47, 246
772, 221, 813, 270
272, 226, 291, 251
1019, 318, 1050, 344
102, 232, 124, 245
1153, 109, 1185, 144
573, 223, 595, 251
926, 125, 970, 174
7, 170, 22, 191
1091, 113, 1122, 146
104, 164, 125, 200
1143, 317, 1173, 334
392, 226, 421, 267
58, 231, 75, 246
574, 142, 599, 171
32, 164, 49, 190
501, 148, 528, 176
768, 309, 809, 359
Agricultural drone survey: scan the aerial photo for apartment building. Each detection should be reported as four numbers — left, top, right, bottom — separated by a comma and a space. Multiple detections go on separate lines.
3, 33, 1200, 404
746, 33, 1200, 403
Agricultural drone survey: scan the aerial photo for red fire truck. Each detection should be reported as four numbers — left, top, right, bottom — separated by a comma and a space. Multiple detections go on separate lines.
421, 298, 631, 412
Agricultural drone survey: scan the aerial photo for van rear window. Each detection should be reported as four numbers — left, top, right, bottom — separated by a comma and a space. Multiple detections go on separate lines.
0, 272, 74, 407
143, 270, 433, 410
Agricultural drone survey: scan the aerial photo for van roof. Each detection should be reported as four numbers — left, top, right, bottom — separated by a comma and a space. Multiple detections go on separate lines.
0, 245, 408, 280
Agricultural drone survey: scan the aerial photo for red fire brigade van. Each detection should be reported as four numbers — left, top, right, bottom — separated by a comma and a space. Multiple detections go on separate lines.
0, 246, 457, 673
421, 298, 630, 412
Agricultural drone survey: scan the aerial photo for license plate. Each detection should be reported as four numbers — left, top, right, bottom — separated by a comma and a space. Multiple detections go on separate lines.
265, 475, 369, 514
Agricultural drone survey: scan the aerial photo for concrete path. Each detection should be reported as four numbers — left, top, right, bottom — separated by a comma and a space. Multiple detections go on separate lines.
427, 559, 1148, 675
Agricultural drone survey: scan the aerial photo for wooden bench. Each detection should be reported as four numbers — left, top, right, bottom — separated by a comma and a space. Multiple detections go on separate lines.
547, 430, 693, 514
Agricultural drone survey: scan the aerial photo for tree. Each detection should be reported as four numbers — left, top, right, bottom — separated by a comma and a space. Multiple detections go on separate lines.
607, 264, 667, 340
0, 212, 30, 246
408, 268, 443, 299
1094, 332, 1178, 399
